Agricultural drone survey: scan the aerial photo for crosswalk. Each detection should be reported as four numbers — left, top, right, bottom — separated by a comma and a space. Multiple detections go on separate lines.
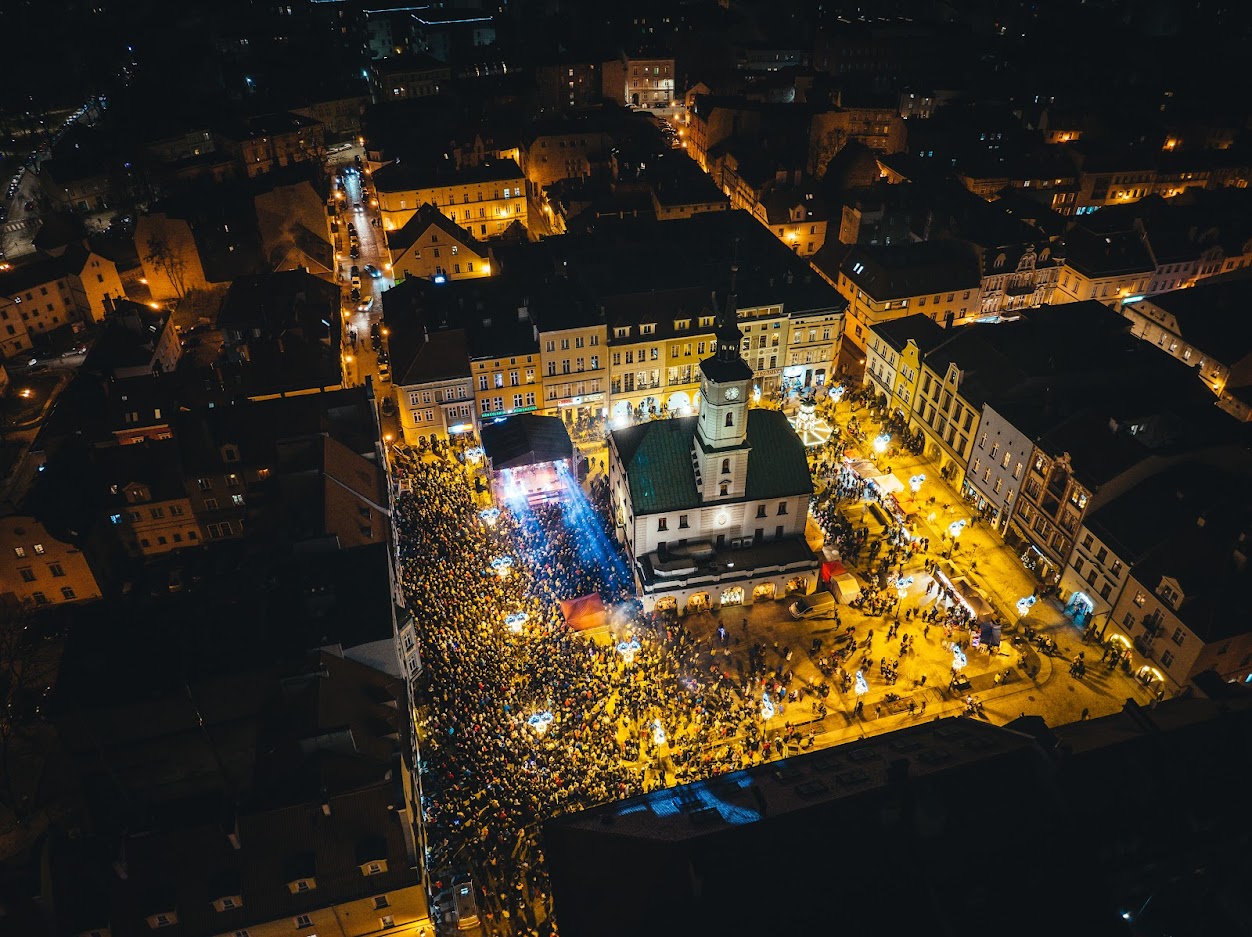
3, 218, 36, 234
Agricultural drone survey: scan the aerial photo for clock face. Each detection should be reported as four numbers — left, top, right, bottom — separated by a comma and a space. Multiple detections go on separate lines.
724, 387, 741, 401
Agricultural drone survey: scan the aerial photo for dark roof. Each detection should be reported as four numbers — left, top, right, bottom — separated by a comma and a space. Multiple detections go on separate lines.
85, 301, 174, 375
1136, 271, 1252, 366
386, 202, 487, 255
92, 439, 188, 504
870, 313, 948, 354
396, 327, 471, 386
1083, 464, 1233, 566
831, 240, 982, 300
1060, 225, 1155, 278
1127, 504, 1252, 640
0, 243, 96, 295
480, 414, 573, 469
611, 409, 812, 515
372, 157, 523, 193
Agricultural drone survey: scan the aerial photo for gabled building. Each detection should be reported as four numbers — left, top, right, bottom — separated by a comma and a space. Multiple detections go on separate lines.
0, 515, 102, 607
385, 203, 491, 283
863, 313, 948, 419
86, 299, 182, 379
0, 241, 126, 330
94, 440, 203, 557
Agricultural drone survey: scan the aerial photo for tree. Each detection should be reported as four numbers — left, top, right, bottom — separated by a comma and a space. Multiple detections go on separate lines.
144, 231, 189, 300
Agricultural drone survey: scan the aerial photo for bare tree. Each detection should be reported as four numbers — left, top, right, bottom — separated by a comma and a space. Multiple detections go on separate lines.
144, 232, 189, 300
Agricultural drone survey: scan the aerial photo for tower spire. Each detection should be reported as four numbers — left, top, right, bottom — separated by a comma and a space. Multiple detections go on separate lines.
715, 242, 742, 363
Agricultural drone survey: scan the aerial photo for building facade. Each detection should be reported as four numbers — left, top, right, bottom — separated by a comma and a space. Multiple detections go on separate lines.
0, 516, 102, 607
375, 159, 528, 238
963, 403, 1031, 535
607, 299, 818, 612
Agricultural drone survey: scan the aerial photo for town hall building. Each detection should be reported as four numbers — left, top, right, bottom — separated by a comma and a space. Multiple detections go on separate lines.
607, 271, 819, 612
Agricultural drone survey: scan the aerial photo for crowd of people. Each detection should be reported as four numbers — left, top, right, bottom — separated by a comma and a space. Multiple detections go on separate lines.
393, 448, 797, 936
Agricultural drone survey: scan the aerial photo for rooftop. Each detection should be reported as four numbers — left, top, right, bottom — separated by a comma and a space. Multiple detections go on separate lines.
611, 409, 812, 516
831, 240, 982, 300
372, 157, 523, 193
481, 413, 574, 469
1135, 271, 1252, 366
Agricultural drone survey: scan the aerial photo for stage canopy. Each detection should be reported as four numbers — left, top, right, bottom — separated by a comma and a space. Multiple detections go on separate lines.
559, 593, 608, 632
481, 413, 574, 470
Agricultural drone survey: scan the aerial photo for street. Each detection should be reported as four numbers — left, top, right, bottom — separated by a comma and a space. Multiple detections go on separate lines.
332, 162, 391, 400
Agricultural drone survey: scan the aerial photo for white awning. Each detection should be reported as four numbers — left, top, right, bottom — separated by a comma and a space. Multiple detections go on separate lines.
871, 473, 904, 494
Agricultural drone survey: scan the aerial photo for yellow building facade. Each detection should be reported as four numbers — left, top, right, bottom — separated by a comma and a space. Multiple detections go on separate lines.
0, 516, 102, 607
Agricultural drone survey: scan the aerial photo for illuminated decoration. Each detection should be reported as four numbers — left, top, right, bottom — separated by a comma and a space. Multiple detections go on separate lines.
527, 711, 554, 736
615, 637, 642, 664
433, 274, 447, 284
788, 390, 833, 447
831, 384, 846, 403
948, 519, 967, 538
873, 433, 891, 454
465, 447, 484, 463
909, 473, 926, 493
895, 575, 914, 599
854, 670, 869, 696
491, 556, 515, 578
478, 507, 500, 525
504, 612, 529, 634
716, 510, 729, 526
753, 384, 762, 402
761, 691, 776, 720
652, 720, 667, 746
1016, 595, 1037, 617
951, 646, 968, 672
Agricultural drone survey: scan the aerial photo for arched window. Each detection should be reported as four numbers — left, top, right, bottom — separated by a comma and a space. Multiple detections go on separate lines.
719, 482, 730, 497
725, 411, 734, 427
721, 458, 731, 474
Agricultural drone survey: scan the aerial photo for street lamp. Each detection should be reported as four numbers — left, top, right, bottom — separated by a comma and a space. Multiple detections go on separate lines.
873, 433, 890, 454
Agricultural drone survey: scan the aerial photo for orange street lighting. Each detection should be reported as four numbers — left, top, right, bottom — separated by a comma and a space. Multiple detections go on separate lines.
148, 301, 160, 309
138, 277, 148, 284
19, 388, 34, 399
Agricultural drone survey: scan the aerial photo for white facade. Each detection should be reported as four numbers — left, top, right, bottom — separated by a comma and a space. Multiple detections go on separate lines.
964, 403, 1031, 534
1058, 522, 1128, 630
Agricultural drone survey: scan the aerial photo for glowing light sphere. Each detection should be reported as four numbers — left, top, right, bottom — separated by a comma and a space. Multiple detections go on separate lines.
952, 646, 968, 672
831, 385, 846, 402
478, 507, 500, 526
615, 637, 642, 664
761, 692, 776, 720
1016, 595, 1037, 618
854, 670, 869, 696
504, 612, 529, 634
491, 556, 515, 579
652, 720, 666, 746
949, 519, 967, 538
873, 433, 891, 454
527, 711, 554, 736
465, 447, 484, 464
909, 473, 926, 493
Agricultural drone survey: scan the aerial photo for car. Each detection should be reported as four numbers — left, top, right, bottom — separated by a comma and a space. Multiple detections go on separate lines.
363, 263, 381, 278
357, 295, 374, 313
350, 264, 360, 276
354, 202, 362, 211
351, 273, 361, 289
350, 287, 360, 301
349, 245, 360, 259
380, 396, 396, 416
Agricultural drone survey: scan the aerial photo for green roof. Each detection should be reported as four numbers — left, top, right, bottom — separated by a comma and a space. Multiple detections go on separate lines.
612, 410, 812, 515
744, 410, 815, 501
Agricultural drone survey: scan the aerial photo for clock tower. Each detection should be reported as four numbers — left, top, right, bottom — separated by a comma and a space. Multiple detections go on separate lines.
695, 265, 753, 502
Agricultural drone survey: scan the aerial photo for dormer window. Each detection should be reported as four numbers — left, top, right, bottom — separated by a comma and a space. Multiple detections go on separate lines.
290, 879, 315, 893
363, 861, 387, 875
641, 324, 655, 335
213, 895, 244, 912
147, 913, 178, 930
1157, 579, 1181, 609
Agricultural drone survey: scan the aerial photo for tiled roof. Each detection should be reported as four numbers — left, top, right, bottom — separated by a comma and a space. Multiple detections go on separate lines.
1138, 271, 1252, 364
832, 240, 982, 300
386, 202, 487, 254
870, 313, 948, 354
613, 409, 811, 515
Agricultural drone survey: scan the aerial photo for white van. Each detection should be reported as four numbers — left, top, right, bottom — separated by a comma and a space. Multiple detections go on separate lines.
788, 591, 837, 620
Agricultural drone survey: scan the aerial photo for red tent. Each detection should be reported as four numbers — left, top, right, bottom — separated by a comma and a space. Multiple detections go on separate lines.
820, 561, 847, 582
559, 593, 608, 632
